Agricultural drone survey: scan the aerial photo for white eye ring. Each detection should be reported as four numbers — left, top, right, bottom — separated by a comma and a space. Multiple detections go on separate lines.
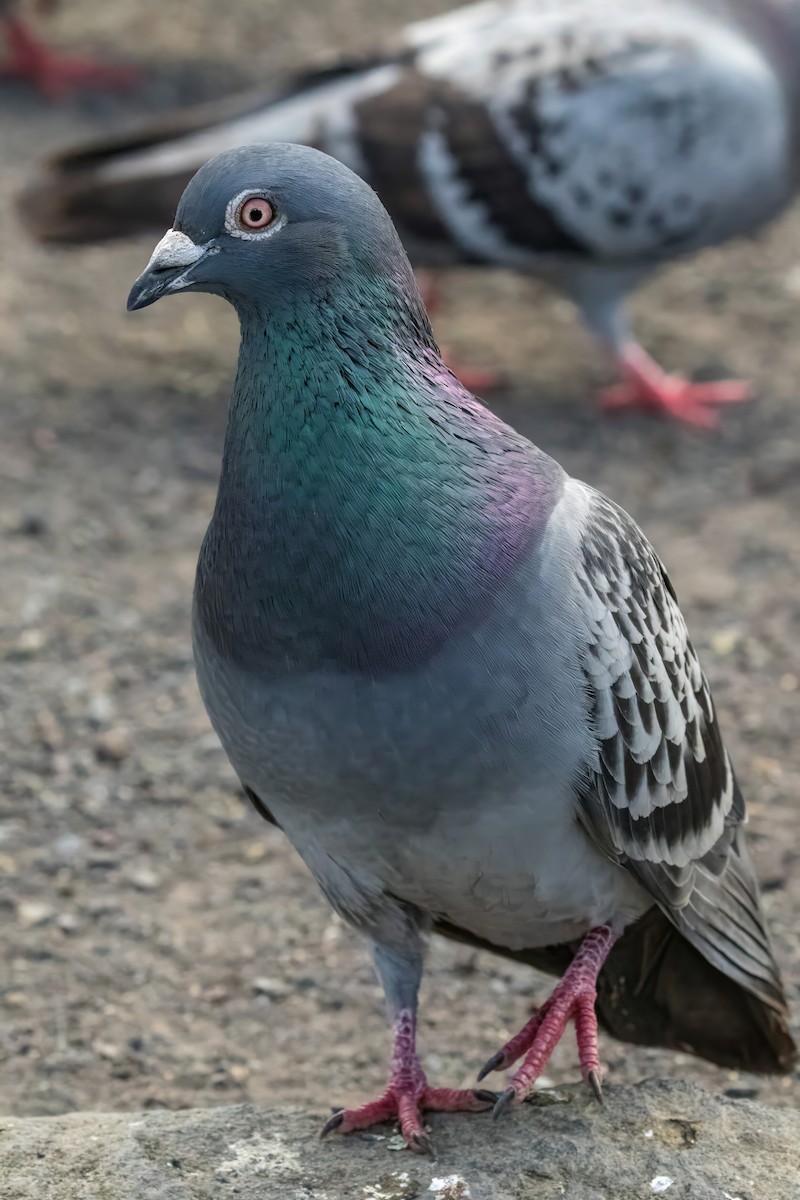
224, 190, 286, 240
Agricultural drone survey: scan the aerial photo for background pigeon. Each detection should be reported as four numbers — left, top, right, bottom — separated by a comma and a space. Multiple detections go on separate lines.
127, 142, 796, 1153
1, 0, 138, 97
28, 0, 800, 422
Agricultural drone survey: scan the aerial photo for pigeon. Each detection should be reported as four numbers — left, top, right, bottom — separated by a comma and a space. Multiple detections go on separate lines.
29, 0, 800, 422
1, 0, 138, 98
127, 142, 796, 1153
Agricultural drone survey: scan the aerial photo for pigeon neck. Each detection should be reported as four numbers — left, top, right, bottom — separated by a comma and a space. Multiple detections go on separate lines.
197, 290, 562, 676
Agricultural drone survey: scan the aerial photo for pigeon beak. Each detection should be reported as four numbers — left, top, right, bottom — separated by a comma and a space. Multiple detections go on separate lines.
127, 229, 218, 312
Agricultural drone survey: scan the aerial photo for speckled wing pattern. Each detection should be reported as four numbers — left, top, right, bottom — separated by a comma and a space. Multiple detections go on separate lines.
351, 0, 788, 269
575, 491, 786, 1012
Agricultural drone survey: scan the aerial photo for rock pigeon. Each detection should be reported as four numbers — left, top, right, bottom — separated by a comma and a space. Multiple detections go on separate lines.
1, 0, 138, 98
127, 142, 796, 1153
30, 0, 800, 422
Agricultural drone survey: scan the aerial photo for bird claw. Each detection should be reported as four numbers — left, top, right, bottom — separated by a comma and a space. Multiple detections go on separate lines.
320, 1110, 346, 1137
586, 1068, 604, 1104
492, 1086, 517, 1120
477, 1050, 506, 1082
409, 1130, 434, 1156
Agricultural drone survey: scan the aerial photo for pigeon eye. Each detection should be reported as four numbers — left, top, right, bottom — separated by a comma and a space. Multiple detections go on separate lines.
225, 190, 283, 241
236, 195, 274, 231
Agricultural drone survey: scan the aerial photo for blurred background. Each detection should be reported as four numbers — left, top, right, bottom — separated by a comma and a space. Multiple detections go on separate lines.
1, 0, 799, 1120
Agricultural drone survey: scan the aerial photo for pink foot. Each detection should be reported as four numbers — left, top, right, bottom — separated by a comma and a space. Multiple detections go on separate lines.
417, 272, 503, 394
321, 1009, 495, 1153
600, 344, 752, 429
439, 350, 504, 395
478, 925, 617, 1114
1, 16, 139, 99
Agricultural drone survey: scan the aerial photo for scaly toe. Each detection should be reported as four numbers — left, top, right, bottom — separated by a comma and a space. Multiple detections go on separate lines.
599, 373, 751, 427
687, 380, 752, 405
422, 1086, 497, 1113
321, 1082, 493, 1147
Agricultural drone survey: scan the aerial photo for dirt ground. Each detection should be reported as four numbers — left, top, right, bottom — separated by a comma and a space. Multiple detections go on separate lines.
1, 0, 798, 1127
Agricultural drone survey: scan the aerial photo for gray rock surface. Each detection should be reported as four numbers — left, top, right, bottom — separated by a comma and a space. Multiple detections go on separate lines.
0, 1080, 796, 1200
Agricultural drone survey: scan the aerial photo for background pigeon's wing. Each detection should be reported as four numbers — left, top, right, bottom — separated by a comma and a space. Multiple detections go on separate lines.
574, 490, 787, 1016
394, 1, 790, 267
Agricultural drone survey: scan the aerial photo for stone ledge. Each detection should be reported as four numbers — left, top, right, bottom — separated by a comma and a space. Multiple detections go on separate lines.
0, 1079, 796, 1200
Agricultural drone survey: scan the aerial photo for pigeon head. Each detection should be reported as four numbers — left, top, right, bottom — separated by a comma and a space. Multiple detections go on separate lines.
127, 142, 414, 314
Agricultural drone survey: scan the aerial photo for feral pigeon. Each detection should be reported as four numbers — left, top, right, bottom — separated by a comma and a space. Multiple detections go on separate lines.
127, 142, 796, 1153
0, 0, 137, 98
31, 0, 800, 421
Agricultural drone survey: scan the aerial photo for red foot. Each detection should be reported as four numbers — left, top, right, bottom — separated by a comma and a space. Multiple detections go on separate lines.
439, 350, 504, 395
321, 1009, 494, 1153
600, 344, 752, 429
478, 925, 617, 1113
1, 15, 139, 100
417, 272, 503, 394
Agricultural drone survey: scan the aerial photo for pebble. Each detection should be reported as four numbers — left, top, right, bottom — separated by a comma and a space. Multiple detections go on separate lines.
429, 1176, 472, 1199
95, 731, 132, 764
710, 628, 740, 657
242, 842, 268, 862
129, 868, 159, 892
17, 901, 55, 928
12, 628, 45, 659
251, 977, 292, 1000
54, 834, 84, 860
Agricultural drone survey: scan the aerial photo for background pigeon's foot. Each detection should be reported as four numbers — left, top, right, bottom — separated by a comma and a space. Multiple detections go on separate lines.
321, 1007, 494, 1153
600, 344, 751, 428
1, 15, 139, 99
481, 925, 617, 1112
438, 351, 504, 396
417, 272, 503, 394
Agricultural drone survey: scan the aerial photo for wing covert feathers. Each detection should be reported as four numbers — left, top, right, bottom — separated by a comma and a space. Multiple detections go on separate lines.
570, 491, 793, 1061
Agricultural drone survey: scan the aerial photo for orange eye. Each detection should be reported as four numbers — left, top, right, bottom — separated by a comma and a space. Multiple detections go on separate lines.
237, 195, 274, 231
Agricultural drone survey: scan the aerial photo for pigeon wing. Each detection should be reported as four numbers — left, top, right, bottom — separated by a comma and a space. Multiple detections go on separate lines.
574, 489, 787, 1015
359, 1, 790, 266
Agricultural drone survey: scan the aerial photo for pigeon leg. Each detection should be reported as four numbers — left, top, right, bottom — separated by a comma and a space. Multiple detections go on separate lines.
600, 342, 751, 428
321, 1007, 495, 1153
480, 925, 617, 1112
418, 271, 503, 395
321, 940, 494, 1153
1, 14, 139, 100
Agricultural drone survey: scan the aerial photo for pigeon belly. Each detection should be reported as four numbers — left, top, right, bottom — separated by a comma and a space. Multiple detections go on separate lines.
193, 565, 650, 951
